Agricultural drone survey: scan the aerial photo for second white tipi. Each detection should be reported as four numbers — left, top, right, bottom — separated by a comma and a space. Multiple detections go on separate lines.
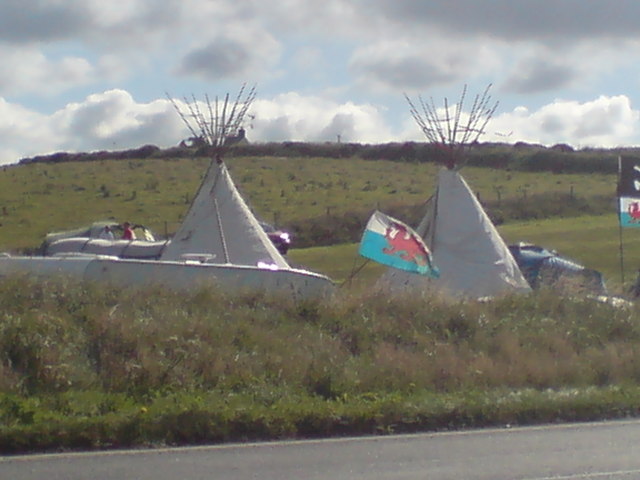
379, 167, 531, 298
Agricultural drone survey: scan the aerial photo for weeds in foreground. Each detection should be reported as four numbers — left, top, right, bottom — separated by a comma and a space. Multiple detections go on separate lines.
2, 277, 640, 397
1, 276, 640, 451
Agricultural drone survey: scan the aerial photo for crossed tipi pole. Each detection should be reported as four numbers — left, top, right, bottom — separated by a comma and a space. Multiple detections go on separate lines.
405, 83, 498, 169
166, 83, 256, 162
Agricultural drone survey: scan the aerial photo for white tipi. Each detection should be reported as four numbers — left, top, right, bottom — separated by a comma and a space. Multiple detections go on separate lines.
160, 158, 289, 268
379, 167, 530, 297
162, 85, 289, 268
379, 85, 530, 298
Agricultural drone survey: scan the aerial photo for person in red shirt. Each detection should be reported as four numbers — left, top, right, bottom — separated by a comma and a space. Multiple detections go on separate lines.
121, 222, 136, 240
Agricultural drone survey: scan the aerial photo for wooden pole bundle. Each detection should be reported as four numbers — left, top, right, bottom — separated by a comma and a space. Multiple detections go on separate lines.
166, 83, 257, 155
405, 83, 498, 169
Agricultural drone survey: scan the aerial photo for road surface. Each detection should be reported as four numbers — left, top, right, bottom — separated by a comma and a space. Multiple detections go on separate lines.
2, 419, 640, 479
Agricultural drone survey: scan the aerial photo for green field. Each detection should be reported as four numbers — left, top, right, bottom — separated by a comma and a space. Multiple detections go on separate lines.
0, 155, 615, 246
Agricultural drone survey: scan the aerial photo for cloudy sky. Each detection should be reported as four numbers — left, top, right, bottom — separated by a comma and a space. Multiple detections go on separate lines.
1, 0, 640, 165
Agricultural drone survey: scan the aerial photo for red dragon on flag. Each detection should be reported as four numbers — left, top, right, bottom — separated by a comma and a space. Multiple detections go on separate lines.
383, 221, 433, 268
359, 211, 439, 277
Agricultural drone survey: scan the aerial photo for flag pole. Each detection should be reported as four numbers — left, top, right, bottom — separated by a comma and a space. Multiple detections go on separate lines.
340, 259, 371, 289
617, 155, 625, 286
618, 215, 625, 286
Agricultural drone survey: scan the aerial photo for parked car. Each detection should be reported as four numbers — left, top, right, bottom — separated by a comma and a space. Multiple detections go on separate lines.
260, 222, 292, 255
508, 243, 607, 295
43, 221, 156, 244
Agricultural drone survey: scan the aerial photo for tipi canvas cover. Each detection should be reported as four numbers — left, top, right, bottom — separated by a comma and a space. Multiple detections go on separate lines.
379, 168, 530, 298
160, 160, 289, 268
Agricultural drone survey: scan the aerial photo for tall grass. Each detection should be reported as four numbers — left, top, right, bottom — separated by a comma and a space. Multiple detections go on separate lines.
2, 275, 640, 451
1, 277, 639, 395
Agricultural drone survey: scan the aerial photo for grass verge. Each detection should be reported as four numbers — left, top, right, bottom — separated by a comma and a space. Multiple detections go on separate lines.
2, 386, 639, 453
1, 275, 640, 453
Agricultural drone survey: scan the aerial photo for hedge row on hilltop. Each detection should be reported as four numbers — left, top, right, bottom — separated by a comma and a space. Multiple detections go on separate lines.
18, 141, 640, 175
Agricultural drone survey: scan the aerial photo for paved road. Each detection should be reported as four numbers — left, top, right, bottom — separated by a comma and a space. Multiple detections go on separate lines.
3, 419, 640, 479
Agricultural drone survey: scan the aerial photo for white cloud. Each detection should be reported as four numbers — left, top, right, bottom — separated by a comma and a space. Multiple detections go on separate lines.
52, 90, 185, 151
0, 90, 188, 164
0, 97, 57, 164
0, 46, 95, 96
0, 90, 396, 165
2, 89, 640, 166
251, 93, 392, 143
489, 95, 640, 147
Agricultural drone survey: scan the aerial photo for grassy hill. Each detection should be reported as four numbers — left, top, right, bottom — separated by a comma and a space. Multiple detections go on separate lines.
0, 153, 616, 240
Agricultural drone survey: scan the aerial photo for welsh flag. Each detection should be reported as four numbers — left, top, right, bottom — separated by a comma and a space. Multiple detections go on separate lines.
359, 211, 439, 277
618, 157, 640, 228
